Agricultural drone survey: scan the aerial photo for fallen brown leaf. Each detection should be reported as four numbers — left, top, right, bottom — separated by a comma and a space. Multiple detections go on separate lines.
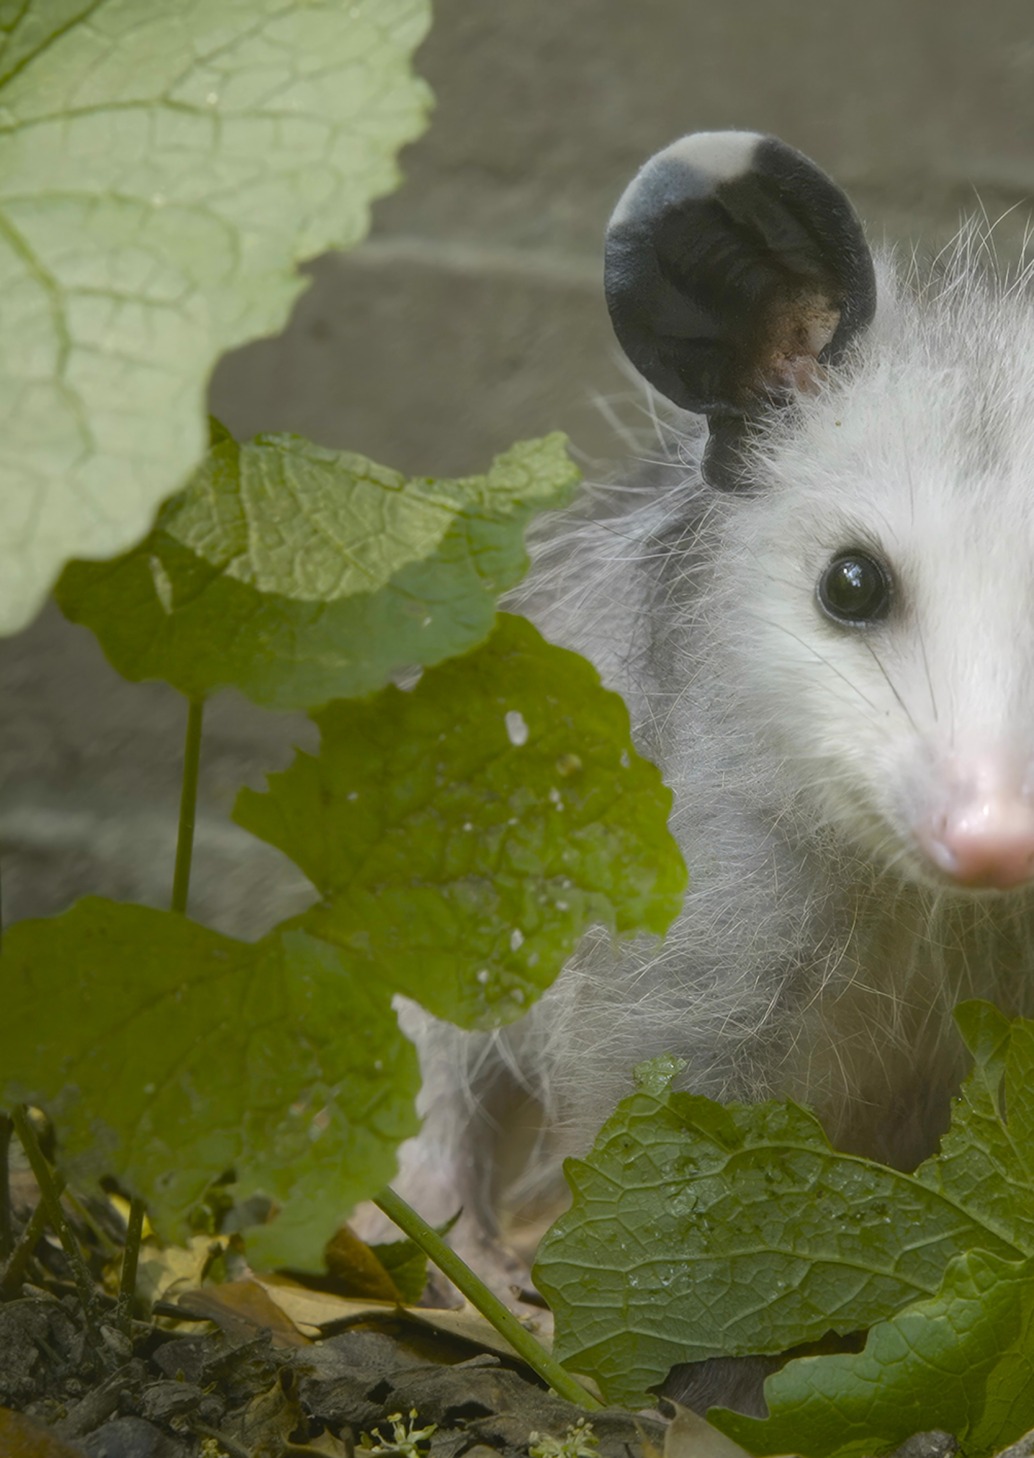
324, 1225, 405, 1302
175, 1276, 311, 1347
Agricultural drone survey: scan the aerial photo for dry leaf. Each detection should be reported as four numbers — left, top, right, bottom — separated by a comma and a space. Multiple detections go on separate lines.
176, 1277, 310, 1348
136, 1233, 228, 1309
249, 1274, 399, 1336
324, 1225, 404, 1302
663, 1402, 771, 1458
251, 1274, 551, 1365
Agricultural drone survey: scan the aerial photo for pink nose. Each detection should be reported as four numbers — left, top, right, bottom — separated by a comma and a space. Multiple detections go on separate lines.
920, 773, 1034, 890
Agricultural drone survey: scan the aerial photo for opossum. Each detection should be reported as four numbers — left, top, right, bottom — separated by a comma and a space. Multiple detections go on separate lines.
398, 130, 1034, 1383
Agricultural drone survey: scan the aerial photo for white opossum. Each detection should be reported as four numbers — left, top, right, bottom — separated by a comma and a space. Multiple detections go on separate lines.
401, 130, 1034, 1337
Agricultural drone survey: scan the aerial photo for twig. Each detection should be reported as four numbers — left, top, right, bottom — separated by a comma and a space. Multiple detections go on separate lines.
115, 1196, 146, 1336
171, 698, 204, 915
11, 1107, 99, 1327
0, 1174, 58, 1297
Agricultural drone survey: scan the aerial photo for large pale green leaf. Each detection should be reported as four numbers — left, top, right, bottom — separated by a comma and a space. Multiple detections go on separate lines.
0, 899, 420, 1266
0, 0, 432, 634
235, 614, 688, 1029
716, 1251, 1034, 1458
534, 1039, 1026, 1409
55, 428, 579, 708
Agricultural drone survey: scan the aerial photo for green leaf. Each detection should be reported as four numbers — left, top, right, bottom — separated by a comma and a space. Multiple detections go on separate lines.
534, 1049, 1023, 1409
369, 1234, 433, 1305
234, 613, 688, 1029
55, 430, 580, 708
715, 1251, 1034, 1458
0, 899, 420, 1266
0, 0, 432, 635
911, 1001, 1034, 1250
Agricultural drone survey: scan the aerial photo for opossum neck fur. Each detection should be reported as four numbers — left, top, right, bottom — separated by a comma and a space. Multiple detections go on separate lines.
786, 873, 1034, 1169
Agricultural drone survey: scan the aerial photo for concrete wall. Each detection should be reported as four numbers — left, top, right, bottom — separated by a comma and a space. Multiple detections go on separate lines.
4, 1, 1034, 936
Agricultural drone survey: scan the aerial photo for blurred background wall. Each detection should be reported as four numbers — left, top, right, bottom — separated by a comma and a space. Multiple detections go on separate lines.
4, 0, 1034, 937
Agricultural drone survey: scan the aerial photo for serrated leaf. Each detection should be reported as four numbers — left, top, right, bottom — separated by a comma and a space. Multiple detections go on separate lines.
0, 899, 420, 1266
55, 430, 579, 708
911, 1001, 1034, 1250
715, 1251, 1034, 1458
0, 0, 431, 635
234, 614, 688, 1029
534, 1053, 1023, 1409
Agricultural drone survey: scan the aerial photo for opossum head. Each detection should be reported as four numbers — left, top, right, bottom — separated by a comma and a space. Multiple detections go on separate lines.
607, 132, 1034, 894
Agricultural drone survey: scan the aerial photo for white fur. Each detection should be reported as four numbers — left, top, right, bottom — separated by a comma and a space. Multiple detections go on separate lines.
404, 234, 1034, 1248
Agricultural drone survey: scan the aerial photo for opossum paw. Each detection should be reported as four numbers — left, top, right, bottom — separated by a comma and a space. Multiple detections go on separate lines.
450, 1221, 540, 1303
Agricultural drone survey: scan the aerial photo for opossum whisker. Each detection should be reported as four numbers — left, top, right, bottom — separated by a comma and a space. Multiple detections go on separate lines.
753, 617, 885, 717
859, 636, 922, 738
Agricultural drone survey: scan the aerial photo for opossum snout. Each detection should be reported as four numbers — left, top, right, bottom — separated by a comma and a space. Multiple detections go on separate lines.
919, 757, 1034, 890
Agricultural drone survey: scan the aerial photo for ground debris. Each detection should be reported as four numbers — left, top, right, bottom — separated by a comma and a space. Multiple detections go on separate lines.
294, 1329, 661, 1458
0, 1295, 93, 1407
1, 1287, 661, 1458
81, 1413, 190, 1457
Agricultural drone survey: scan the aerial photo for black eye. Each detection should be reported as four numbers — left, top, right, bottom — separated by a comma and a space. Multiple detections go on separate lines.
817, 551, 893, 626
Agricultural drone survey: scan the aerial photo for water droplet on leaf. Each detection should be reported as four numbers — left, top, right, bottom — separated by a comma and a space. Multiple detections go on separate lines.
505, 710, 529, 746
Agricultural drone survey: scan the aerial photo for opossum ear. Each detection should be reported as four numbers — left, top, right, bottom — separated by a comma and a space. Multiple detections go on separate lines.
605, 131, 876, 488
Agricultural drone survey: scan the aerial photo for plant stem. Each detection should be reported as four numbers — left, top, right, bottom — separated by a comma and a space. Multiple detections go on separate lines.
11, 1107, 97, 1321
115, 1196, 146, 1336
0, 1113, 11, 1263
171, 698, 204, 915
373, 1186, 601, 1410
0, 1172, 60, 1298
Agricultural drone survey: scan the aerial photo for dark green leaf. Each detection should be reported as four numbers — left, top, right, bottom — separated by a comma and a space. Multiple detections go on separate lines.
0, 899, 420, 1266
534, 1046, 1023, 1409
912, 1001, 1034, 1250
715, 1251, 1034, 1458
234, 614, 687, 1028
56, 432, 579, 708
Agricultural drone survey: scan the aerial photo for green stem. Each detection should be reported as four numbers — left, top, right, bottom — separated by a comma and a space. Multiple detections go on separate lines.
373, 1186, 601, 1410
115, 1196, 146, 1336
11, 1107, 97, 1321
171, 698, 204, 915
0, 1171, 60, 1298
0, 1113, 11, 1263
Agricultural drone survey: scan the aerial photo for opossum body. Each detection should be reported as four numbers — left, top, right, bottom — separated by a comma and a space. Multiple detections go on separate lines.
405, 133, 1034, 1289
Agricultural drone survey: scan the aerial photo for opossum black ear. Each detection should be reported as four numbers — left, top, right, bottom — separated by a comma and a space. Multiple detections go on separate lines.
605, 131, 876, 488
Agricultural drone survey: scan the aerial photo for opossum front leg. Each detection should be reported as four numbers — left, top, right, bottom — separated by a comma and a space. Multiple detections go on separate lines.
352, 1128, 536, 1309
354, 1006, 549, 1308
